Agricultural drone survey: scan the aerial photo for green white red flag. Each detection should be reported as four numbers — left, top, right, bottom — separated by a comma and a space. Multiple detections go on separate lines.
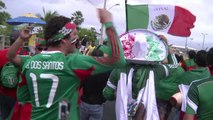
126, 4, 196, 37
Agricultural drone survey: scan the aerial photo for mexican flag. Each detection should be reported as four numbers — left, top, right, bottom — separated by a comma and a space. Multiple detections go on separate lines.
126, 4, 196, 37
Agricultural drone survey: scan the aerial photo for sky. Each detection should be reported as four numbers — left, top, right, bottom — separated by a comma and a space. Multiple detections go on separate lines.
3, 0, 213, 50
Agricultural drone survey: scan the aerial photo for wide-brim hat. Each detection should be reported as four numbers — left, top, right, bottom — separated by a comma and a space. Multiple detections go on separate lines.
120, 29, 168, 64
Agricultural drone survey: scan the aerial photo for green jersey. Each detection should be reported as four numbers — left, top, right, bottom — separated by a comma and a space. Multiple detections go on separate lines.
184, 59, 196, 71
178, 67, 211, 112
103, 54, 179, 100
156, 53, 184, 101
19, 22, 126, 120
186, 77, 213, 119
156, 65, 184, 101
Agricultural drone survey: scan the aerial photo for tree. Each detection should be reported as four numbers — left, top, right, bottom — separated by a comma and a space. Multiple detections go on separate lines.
0, 1, 11, 24
35, 8, 59, 38
0, 1, 5, 10
78, 28, 97, 42
0, 11, 11, 25
0, 1, 12, 36
70, 11, 84, 26
36, 7, 59, 22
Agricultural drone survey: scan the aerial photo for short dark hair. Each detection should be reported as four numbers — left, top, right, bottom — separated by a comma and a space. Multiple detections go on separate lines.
188, 50, 196, 59
175, 54, 183, 63
44, 16, 70, 47
207, 47, 213, 65
194, 50, 208, 67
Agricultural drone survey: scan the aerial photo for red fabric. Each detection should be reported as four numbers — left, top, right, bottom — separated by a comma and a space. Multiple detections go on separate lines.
180, 111, 197, 120
73, 66, 95, 82
77, 87, 83, 105
0, 48, 28, 99
74, 67, 95, 105
186, 66, 196, 71
11, 102, 32, 120
208, 65, 213, 76
168, 6, 196, 37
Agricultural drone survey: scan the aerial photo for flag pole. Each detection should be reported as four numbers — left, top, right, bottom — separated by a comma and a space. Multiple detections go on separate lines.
125, 0, 128, 32
99, 0, 107, 45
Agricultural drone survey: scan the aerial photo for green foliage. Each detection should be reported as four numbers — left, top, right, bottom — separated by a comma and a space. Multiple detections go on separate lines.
0, 0, 12, 39
78, 27, 97, 42
70, 11, 84, 26
0, 11, 11, 24
0, 1, 5, 9
0, 23, 13, 36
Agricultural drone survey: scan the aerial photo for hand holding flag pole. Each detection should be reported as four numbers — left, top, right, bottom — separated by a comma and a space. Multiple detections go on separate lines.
99, 0, 107, 44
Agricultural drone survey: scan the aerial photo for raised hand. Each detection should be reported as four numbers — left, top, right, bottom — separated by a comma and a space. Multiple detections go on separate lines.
97, 8, 112, 24
19, 26, 32, 41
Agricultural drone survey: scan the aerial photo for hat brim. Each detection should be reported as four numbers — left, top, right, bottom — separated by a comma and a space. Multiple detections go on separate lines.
120, 29, 168, 64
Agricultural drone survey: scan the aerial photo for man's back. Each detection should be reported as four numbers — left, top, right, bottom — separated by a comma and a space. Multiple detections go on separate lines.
186, 77, 213, 119
22, 51, 80, 120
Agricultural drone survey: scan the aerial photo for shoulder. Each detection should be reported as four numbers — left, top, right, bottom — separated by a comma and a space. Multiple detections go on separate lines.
191, 77, 213, 87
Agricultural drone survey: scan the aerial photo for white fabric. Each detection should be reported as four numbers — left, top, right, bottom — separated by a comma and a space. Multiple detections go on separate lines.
115, 69, 160, 120
186, 96, 198, 114
115, 68, 134, 120
127, 68, 134, 98
147, 5, 175, 33
178, 84, 190, 112
116, 72, 128, 120
107, 80, 117, 90
142, 70, 160, 120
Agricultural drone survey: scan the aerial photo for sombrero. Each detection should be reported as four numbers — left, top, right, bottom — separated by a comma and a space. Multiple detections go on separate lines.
120, 29, 168, 64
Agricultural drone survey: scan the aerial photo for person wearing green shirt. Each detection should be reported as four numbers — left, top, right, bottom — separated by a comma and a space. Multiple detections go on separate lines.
103, 35, 179, 120
7, 8, 125, 120
178, 50, 211, 120
184, 76, 213, 120
184, 49, 213, 120
156, 54, 185, 120
183, 50, 196, 71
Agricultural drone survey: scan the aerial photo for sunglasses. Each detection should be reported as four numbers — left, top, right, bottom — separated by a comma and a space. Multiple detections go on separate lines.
36, 47, 48, 51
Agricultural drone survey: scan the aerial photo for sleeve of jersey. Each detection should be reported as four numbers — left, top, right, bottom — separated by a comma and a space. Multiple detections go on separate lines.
71, 22, 126, 77
185, 82, 199, 115
167, 53, 178, 64
103, 69, 119, 101
95, 22, 125, 67
153, 54, 179, 80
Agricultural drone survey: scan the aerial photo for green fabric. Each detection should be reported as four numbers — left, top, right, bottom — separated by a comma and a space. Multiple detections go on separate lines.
184, 59, 196, 69
103, 58, 178, 100
156, 66, 184, 101
146, 36, 164, 61
186, 77, 213, 119
70, 91, 79, 120
99, 45, 111, 56
20, 55, 31, 66
0, 62, 20, 88
181, 67, 211, 85
104, 22, 113, 29
127, 4, 149, 30
38, 40, 46, 45
19, 22, 126, 119
21, 51, 125, 120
